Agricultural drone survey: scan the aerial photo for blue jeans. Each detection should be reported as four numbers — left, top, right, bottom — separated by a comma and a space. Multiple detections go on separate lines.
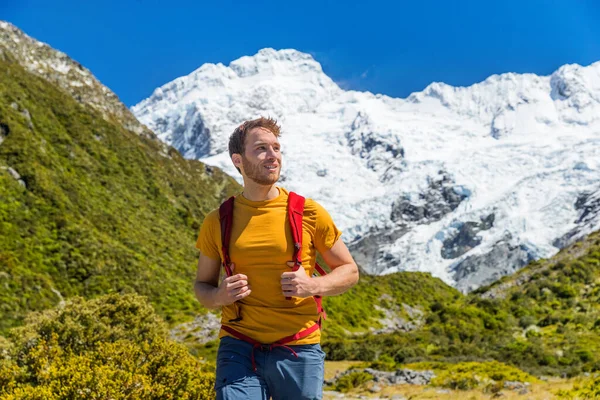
215, 336, 326, 400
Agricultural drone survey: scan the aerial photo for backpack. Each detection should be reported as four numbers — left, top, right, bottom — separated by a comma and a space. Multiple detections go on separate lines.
218, 192, 327, 370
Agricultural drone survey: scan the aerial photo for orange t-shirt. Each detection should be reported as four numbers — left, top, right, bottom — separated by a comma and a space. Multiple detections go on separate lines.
195, 187, 341, 345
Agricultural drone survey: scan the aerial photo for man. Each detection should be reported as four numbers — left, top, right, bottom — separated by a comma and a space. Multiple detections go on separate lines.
194, 117, 359, 400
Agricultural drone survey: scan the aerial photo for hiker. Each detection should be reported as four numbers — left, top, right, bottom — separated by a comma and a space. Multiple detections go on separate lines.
194, 117, 359, 400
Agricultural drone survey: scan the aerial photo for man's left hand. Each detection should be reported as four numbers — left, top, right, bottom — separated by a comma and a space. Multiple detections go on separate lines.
281, 261, 318, 298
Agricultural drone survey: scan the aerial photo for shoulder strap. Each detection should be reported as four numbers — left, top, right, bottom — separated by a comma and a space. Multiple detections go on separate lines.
219, 196, 235, 277
288, 192, 329, 277
288, 192, 305, 271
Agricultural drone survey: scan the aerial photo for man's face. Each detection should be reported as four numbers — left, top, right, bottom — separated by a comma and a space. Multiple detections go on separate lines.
237, 127, 282, 185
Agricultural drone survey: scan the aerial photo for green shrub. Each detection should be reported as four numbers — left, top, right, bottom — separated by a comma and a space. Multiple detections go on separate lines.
430, 361, 537, 391
334, 371, 374, 393
0, 294, 215, 399
557, 375, 600, 399
369, 354, 396, 371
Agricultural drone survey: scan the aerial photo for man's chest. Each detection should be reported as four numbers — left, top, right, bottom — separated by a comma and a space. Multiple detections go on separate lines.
228, 208, 313, 264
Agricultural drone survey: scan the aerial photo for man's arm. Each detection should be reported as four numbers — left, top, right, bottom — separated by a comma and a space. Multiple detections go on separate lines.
281, 239, 359, 297
194, 254, 251, 309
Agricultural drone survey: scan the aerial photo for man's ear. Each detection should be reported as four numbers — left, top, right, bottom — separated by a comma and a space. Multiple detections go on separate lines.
231, 153, 243, 170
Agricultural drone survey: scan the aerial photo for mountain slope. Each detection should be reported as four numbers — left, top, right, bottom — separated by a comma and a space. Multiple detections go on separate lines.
0, 49, 239, 332
133, 48, 600, 291
323, 229, 600, 377
0, 21, 151, 137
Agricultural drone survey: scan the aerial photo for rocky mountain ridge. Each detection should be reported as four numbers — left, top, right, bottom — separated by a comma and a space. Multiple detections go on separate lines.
0, 21, 153, 137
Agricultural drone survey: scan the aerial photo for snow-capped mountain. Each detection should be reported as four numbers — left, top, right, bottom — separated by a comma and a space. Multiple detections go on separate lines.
132, 48, 600, 291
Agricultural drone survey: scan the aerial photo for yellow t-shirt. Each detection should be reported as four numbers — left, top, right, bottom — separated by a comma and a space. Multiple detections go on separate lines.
195, 187, 341, 345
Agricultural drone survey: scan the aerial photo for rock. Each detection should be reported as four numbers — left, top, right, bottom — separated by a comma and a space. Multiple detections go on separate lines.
331, 368, 434, 389
554, 189, 600, 248
402, 303, 424, 320
369, 384, 382, 393
452, 236, 536, 292
371, 300, 424, 334
348, 226, 408, 275
391, 173, 469, 225
8, 103, 33, 129
169, 311, 221, 345
2, 166, 26, 187
503, 380, 526, 390
346, 111, 405, 176
21, 108, 34, 129
441, 214, 495, 259
518, 387, 529, 395
0, 122, 9, 144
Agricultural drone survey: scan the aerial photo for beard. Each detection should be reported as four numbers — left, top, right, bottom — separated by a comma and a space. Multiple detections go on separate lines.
242, 156, 281, 185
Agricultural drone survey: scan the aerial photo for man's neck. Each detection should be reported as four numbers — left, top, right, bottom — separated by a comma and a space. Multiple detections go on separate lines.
241, 182, 279, 202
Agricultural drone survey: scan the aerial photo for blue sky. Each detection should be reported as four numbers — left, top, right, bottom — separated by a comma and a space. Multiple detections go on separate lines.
3, 0, 600, 107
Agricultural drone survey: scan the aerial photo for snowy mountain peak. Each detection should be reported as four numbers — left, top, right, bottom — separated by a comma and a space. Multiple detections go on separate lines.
229, 48, 325, 78
550, 61, 600, 125
132, 48, 341, 158
133, 49, 600, 291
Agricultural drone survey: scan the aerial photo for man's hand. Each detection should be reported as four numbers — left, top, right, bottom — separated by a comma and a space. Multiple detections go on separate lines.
281, 261, 319, 298
216, 263, 251, 306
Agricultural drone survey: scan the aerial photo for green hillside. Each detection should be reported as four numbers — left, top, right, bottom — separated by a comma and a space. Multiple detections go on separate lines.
323, 230, 600, 377
323, 271, 461, 337
0, 55, 240, 332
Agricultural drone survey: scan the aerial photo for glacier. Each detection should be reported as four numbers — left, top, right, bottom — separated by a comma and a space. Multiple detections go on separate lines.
132, 48, 600, 291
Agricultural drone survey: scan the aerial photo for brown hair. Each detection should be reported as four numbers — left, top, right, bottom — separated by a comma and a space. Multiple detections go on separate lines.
228, 117, 281, 173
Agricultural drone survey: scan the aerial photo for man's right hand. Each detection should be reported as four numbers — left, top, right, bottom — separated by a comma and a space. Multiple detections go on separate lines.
216, 263, 251, 306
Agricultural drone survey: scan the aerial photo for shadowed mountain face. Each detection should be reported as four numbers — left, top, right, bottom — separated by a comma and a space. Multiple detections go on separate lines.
0, 31, 240, 332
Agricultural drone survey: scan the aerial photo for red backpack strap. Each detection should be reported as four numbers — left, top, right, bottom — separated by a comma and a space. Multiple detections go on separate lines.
219, 196, 235, 277
219, 196, 243, 323
288, 192, 305, 271
314, 263, 327, 276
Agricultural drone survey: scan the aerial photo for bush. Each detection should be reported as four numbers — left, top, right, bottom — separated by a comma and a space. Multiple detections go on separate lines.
369, 354, 396, 371
0, 294, 215, 399
430, 361, 537, 391
334, 371, 374, 393
322, 340, 351, 361
557, 375, 600, 399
